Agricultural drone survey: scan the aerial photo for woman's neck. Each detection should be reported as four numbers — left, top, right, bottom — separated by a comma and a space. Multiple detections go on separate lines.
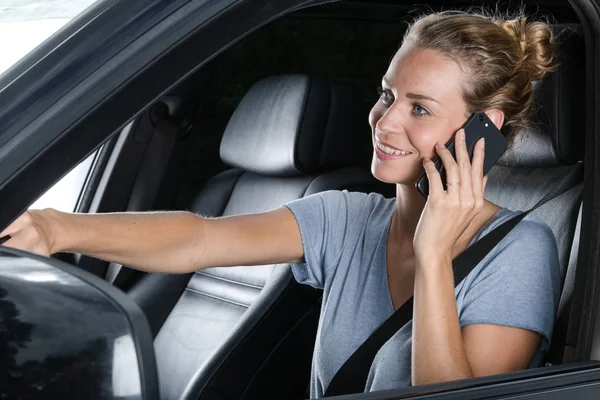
391, 183, 502, 260
393, 184, 427, 240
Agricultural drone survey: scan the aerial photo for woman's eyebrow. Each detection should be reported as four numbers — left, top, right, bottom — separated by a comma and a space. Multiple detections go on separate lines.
381, 77, 440, 104
406, 93, 440, 103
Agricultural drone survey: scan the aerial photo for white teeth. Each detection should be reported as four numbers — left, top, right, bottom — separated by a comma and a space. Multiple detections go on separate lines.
377, 142, 411, 156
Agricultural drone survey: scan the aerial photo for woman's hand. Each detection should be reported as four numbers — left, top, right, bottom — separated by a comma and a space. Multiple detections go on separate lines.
2, 207, 305, 274
0, 210, 55, 257
413, 129, 487, 264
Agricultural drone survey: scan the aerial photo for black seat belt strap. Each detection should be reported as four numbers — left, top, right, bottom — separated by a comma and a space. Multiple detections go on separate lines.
325, 164, 583, 397
106, 105, 188, 287
126, 119, 181, 211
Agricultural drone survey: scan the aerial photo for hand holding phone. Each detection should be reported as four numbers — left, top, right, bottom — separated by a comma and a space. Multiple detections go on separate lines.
415, 113, 507, 198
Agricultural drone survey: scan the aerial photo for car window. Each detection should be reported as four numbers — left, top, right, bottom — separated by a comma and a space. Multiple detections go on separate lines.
29, 151, 97, 212
0, 0, 100, 75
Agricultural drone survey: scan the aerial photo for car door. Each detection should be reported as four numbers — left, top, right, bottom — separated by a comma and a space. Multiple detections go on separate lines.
1, 0, 600, 399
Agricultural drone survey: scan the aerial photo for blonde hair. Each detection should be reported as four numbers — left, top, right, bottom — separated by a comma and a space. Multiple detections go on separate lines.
404, 12, 558, 144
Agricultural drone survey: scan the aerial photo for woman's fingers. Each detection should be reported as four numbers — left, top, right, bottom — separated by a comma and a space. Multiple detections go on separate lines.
454, 129, 469, 164
470, 137, 485, 178
422, 158, 444, 197
471, 138, 486, 201
0, 213, 28, 238
0, 212, 50, 257
2, 232, 49, 257
2, 232, 31, 252
1, 233, 23, 250
434, 142, 459, 193
453, 129, 474, 199
428, 129, 486, 210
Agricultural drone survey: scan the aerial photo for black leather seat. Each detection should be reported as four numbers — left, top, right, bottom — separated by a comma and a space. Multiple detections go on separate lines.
483, 25, 585, 364
127, 74, 382, 400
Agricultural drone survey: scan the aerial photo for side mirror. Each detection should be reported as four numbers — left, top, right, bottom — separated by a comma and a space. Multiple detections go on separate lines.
0, 247, 159, 400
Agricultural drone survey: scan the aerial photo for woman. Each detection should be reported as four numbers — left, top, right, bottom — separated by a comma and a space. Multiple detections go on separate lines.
1, 12, 561, 397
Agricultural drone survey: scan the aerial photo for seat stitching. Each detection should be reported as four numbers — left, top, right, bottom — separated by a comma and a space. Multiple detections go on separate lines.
184, 287, 251, 308
194, 270, 264, 290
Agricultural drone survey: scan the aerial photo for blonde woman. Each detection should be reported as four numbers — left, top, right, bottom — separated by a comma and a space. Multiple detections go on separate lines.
2, 12, 560, 398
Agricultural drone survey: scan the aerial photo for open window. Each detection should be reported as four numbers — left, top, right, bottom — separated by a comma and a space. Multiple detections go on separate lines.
29, 150, 98, 212
1, 0, 599, 399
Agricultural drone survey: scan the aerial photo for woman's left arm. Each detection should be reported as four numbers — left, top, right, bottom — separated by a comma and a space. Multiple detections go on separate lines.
412, 129, 542, 386
411, 257, 541, 385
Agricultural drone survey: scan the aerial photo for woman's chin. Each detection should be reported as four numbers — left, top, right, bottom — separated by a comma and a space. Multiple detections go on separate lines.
371, 169, 416, 185
371, 163, 420, 185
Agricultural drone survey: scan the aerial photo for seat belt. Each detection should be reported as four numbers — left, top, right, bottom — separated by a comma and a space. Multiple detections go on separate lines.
126, 121, 181, 211
106, 103, 190, 286
324, 163, 584, 397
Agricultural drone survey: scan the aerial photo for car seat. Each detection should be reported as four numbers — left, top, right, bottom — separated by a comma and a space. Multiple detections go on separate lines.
483, 24, 586, 365
126, 74, 384, 400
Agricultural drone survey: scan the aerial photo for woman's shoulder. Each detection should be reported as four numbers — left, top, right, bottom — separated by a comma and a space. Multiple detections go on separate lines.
305, 189, 391, 201
285, 190, 395, 231
458, 210, 562, 353
292, 190, 395, 211
474, 208, 556, 248
517, 213, 556, 242
471, 208, 560, 280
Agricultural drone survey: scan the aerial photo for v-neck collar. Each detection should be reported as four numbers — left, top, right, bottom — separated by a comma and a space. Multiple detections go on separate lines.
381, 204, 508, 313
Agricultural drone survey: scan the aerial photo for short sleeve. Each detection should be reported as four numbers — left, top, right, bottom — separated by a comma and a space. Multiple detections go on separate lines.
459, 218, 562, 353
284, 190, 367, 289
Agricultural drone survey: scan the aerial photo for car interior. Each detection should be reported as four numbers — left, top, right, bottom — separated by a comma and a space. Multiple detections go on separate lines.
31, 0, 596, 399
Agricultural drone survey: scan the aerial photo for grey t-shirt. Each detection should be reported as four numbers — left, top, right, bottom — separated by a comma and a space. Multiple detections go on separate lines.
285, 190, 561, 398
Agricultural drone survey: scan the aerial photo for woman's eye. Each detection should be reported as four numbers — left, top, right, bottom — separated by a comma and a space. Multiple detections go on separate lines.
377, 87, 394, 105
412, 104, 429, 116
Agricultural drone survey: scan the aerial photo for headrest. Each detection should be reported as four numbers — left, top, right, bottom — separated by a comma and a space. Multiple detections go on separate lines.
219, 74, 370, 176
497, 24, 585, 168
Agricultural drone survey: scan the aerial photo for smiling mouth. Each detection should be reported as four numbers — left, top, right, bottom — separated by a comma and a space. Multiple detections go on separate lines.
376, 141, 412, 156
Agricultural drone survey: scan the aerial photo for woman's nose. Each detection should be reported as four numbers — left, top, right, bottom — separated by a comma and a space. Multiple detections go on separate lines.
376, 107, 406, 136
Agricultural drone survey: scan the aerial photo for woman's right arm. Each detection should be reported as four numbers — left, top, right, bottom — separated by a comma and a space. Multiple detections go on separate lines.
0, 208, 304, 274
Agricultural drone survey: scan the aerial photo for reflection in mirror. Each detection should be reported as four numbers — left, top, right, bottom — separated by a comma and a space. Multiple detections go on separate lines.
112, 335, 142, 397
0, 248, 157, 399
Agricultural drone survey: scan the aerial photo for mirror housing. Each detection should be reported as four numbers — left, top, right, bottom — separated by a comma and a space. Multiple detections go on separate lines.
0, 247, 158, 399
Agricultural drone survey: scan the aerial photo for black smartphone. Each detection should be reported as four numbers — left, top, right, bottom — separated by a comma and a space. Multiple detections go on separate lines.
415, 112, 508, 198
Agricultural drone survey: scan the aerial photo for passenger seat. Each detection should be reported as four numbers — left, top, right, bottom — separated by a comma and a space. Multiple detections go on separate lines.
127, 74, 382, 400
483, 25, 585, 364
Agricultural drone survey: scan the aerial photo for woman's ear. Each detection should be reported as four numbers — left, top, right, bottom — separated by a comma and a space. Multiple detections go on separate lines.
484, 109, 505, 130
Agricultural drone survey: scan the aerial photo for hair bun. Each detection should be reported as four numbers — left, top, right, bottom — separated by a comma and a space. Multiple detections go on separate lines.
498, 18, 557, 81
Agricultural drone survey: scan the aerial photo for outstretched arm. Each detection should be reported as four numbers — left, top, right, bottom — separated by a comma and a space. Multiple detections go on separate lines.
0, 207, 304, 274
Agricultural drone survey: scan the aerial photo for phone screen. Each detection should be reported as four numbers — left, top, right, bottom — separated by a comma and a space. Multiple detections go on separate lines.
415, 113, 508, 198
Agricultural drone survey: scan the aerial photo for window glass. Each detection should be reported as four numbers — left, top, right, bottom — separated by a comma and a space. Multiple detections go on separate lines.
0, 0, 100, 75
29, 151, 97, 212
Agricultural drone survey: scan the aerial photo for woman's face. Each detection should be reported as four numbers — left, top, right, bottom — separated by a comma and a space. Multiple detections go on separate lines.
369, 44, 470, 184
